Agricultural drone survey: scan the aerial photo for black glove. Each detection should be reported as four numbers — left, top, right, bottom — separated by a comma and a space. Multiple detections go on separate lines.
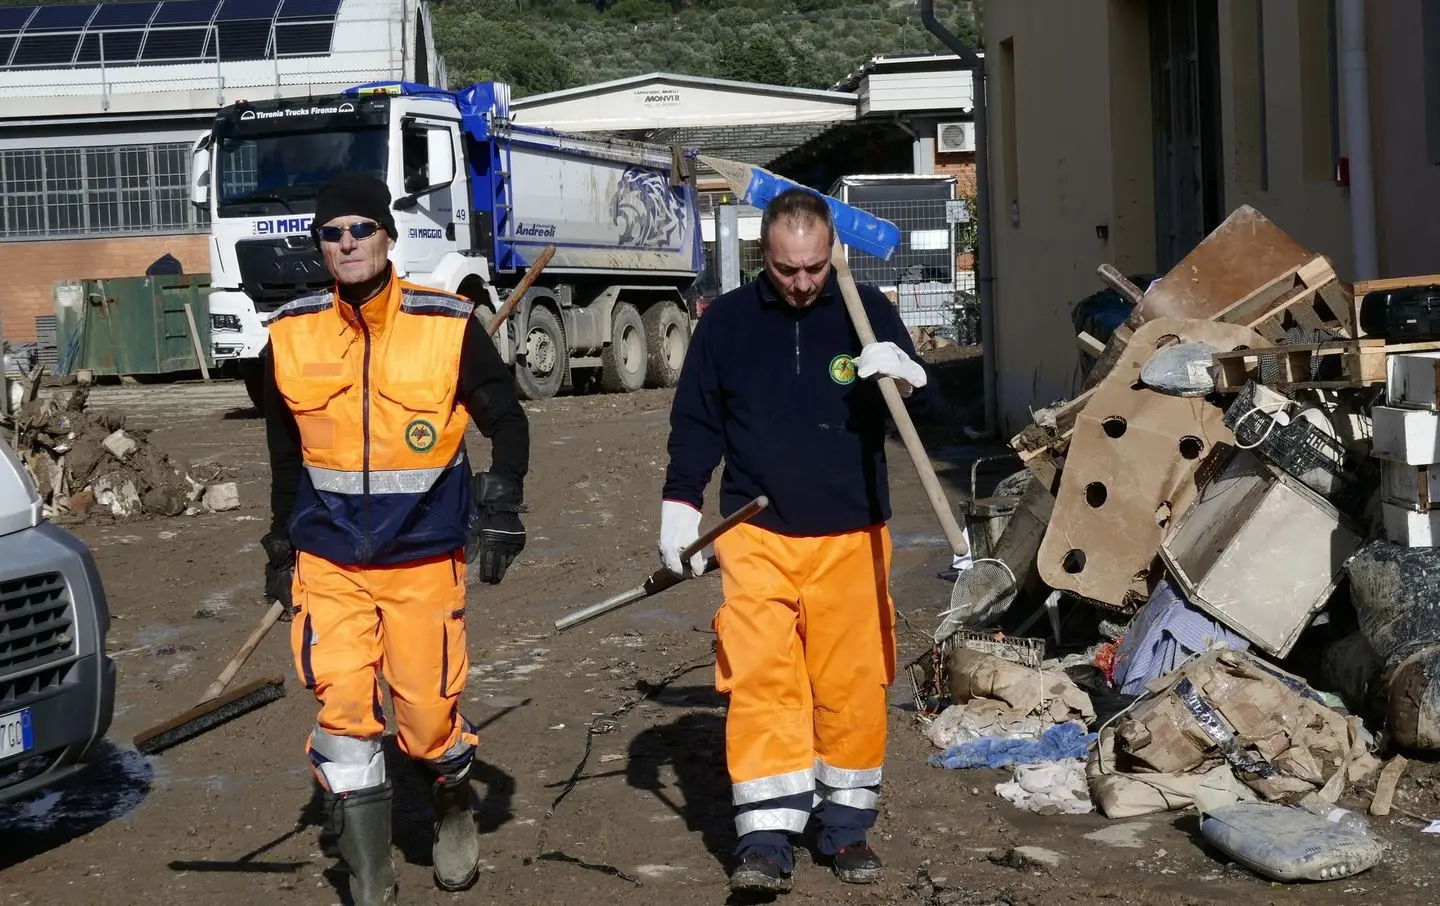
261, 531, 295, 620
467, 472, 525, 585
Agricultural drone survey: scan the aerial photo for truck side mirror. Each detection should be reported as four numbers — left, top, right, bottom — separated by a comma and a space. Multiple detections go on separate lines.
189, 133, 212, 209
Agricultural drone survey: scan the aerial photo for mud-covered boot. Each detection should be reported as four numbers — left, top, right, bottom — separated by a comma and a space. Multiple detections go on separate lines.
333, 781, 398, 906
430, 767, 481, 891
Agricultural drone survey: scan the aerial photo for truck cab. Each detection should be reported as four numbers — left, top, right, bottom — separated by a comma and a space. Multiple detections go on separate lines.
0, 436, 116, 805
192, 80, 701, 410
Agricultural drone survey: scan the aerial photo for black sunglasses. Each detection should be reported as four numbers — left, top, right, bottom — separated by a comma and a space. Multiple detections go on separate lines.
316, 221, 383, 242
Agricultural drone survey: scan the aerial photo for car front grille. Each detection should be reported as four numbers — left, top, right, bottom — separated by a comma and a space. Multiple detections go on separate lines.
0, 572, 76, 676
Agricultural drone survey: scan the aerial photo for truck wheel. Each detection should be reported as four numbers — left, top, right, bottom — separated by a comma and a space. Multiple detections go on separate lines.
643, 301, 688, 388
240, 359, 265, 415
601, 302, 647, 393
515, 306, 565, 401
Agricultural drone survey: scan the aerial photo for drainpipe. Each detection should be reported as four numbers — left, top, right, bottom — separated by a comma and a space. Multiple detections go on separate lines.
920, 0, 997, 440
1339, 0, 1379, 281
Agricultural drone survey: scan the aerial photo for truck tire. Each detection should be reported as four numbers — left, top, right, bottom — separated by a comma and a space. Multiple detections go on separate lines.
642, 301, 688, 388
240, 359, 265, 415
601, 302, 647, 393
515, 305, 565, 401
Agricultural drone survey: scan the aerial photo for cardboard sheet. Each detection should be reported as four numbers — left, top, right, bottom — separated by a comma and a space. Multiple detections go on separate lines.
1036, 318, 1267, 612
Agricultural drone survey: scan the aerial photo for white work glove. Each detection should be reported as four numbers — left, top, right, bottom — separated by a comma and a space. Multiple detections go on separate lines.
856, 341, 928, 392
659, 499, 708, 578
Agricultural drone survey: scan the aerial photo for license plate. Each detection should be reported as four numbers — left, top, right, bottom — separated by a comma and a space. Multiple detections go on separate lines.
0, 709, 33, 760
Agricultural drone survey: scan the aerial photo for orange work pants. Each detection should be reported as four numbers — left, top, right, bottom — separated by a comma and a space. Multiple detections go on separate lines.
291, 549, 477, 792
712, 522, 897, 837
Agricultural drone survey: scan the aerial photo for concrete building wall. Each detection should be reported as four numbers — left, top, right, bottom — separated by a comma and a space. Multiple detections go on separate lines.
0, 235, 209, 344
983, 0, 1440, 434
1368, 0, 1440, 278
982, 0, 1128, 432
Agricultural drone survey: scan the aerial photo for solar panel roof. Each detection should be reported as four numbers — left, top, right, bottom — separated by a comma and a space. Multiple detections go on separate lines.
0, 0, 340, 69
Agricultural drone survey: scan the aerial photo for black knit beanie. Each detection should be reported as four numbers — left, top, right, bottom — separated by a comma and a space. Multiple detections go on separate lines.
312, 173, 397, 239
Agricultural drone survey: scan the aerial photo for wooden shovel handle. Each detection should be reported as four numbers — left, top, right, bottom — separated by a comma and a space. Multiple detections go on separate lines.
830, 243, 969, 558
198, 599, 285, 706
486, 245, 557, 337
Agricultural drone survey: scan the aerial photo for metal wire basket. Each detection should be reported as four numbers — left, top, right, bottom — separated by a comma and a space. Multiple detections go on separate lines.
906, 629, 1046, 713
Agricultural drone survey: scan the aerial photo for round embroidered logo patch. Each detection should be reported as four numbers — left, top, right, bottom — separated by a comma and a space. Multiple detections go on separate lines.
829, 354, 857, 385
405, 418, 438, 453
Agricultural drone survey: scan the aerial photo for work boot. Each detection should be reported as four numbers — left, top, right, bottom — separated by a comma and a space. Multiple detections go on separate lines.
831, 841, 884, 884
430, 767, 481, 891
333, 782, 398, 906
729, 851, 793, 893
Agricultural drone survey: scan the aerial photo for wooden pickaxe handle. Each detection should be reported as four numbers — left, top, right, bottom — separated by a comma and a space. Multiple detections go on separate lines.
486, 245, 557, 337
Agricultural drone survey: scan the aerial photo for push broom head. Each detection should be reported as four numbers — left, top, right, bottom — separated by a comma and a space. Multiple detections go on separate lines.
132, 675, 286, 756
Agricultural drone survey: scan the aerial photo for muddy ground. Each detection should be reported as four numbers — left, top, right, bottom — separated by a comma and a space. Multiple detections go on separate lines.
3, 360, 1439, 906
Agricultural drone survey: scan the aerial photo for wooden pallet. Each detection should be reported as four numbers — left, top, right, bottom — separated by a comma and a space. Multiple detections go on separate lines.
1211, 254, 1355, 342
1211, 339, 1440, 392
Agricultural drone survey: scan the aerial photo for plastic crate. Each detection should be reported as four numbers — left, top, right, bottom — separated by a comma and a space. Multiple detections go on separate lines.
1223, 381, 1345, 489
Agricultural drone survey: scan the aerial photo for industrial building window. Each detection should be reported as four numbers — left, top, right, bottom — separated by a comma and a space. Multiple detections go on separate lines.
0, 141, 208, 240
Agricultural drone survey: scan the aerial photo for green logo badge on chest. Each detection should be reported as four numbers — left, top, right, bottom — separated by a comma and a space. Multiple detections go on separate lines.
829, 354, 857, 385
405, 418, 438, 453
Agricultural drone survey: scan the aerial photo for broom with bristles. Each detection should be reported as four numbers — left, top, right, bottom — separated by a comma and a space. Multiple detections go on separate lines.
133, 601, 288, 756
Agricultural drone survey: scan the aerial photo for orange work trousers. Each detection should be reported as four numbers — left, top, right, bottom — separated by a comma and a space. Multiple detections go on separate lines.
712, 522, 897, 830
291, 549, 477, 782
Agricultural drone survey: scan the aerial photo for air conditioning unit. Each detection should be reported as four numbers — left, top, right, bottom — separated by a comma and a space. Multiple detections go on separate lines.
937, 121, 975, 153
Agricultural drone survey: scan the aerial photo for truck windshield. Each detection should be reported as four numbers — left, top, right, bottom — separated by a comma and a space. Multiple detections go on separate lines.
216, 128, 389, 215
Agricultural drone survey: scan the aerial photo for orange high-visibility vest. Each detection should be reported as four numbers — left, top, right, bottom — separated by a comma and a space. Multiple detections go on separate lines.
269, 276, 475, 565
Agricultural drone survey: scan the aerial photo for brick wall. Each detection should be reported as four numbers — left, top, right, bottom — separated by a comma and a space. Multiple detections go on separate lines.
935, 152, 977, 197
934, 153, 978, 271
0, 234, 209, 343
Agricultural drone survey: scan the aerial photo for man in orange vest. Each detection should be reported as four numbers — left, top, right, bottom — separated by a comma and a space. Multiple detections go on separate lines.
259, 173, 529, 903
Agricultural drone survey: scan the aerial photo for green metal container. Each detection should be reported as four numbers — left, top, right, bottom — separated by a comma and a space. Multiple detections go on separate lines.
53, 274, 214, 377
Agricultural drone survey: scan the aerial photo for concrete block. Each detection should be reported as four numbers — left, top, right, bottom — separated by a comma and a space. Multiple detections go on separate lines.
201, 482, 240, 513
102, 429, 138, 460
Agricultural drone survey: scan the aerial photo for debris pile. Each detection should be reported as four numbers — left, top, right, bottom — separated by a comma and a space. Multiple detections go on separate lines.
913, 204, 1440, 885
2, 376, 237, 521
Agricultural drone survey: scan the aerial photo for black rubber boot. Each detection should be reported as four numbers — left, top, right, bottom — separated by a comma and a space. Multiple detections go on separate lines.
333, 782, 398, 906
430, 767, 481, 891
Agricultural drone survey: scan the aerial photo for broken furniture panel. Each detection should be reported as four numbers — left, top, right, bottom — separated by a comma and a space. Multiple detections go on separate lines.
1386, 351, 1440, 410
1142, 206, 1350, 335
1371, 406, 1440, 465
1381, 461, 1440, 512
1036, 318, 1265, 613
1159, 449, 1362, 659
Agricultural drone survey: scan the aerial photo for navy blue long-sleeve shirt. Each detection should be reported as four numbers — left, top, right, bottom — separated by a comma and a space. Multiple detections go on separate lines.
661, 271, 939, 537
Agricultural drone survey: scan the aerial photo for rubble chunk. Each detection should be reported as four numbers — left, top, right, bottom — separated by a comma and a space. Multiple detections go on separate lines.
201, 482, 240, 513
102, 429, 137, 460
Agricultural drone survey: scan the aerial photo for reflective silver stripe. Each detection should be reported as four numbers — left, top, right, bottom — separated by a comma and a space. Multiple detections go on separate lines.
815, 760, 882, 789
401, 290, 472, 317
818, 785, 879, 810
735, 807, 810, 836
732, 767, 815, 805
306, 451, 463, 495
309, 726, 385, 793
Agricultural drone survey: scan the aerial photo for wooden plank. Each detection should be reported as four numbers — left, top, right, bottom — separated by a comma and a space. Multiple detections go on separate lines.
1354, 274, 1440, 296
1369, 755, 1409, 817
1077, 331, 1106, 357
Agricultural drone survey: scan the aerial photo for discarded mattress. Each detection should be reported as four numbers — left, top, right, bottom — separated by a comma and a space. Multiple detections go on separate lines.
1199, 801, 1382, 883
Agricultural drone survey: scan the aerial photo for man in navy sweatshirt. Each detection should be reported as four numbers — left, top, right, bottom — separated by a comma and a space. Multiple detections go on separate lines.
658, 188, 938, 893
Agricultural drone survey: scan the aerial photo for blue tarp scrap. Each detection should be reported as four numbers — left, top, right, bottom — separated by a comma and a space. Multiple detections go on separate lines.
930, 720, 1098, 771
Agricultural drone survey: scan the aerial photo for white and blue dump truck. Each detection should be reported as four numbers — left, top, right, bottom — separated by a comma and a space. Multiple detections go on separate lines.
188, 80, 704, 409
